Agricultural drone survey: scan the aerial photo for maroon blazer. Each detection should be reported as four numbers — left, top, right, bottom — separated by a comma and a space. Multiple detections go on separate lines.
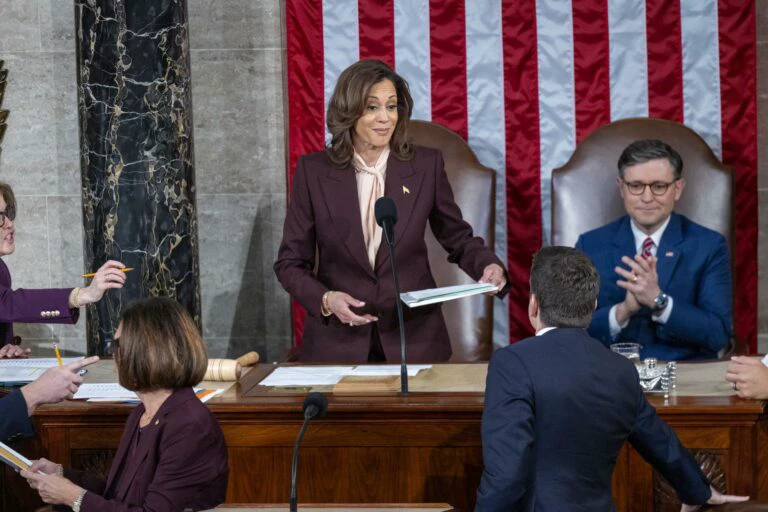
0, 258, 78, 345
65, 387, 228, 512
274, 146, 509, 362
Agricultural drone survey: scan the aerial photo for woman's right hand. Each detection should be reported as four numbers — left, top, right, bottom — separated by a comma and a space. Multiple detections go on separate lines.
78, 260, 127, 305
326, 292, 378, 327
28, 458, 61, 476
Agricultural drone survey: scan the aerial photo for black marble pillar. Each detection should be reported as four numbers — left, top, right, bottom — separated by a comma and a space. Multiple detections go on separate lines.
75, 0, 200, 355
0, 61, 8, 158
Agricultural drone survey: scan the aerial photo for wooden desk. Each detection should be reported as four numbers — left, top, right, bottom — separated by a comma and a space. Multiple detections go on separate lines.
208, 505, 454, 511
2, 363, 766, 512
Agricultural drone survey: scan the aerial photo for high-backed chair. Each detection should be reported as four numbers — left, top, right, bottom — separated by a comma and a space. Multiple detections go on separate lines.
409, 120, 495, 362
551, 117, 732, 249
551, 117, 736, 353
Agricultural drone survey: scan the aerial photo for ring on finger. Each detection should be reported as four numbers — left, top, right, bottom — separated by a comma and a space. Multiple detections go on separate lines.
632, 273, 638, 283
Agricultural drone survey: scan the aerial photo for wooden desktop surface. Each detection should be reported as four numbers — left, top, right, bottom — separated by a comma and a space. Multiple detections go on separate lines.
2, 362, 766, 512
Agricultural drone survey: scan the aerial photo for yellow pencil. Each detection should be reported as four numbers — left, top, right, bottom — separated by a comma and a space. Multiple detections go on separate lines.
81, 267, 134, 278
53, 343, 64, 366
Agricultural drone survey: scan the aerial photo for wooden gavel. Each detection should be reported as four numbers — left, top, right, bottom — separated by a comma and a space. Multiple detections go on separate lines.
204, 351, 260, 381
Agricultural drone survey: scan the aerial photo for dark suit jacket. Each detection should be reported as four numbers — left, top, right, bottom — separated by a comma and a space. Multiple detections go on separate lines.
575, 213, 732, 360
0, 389, 34, 442
65, 387, 228, 512
274, 146, 509, 362
0, 258, 79, 345
477, 328, 711, 512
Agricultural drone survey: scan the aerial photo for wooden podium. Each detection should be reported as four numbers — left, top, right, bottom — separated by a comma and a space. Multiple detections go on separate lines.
208, 505, 455, 511
2, 362, 766, 512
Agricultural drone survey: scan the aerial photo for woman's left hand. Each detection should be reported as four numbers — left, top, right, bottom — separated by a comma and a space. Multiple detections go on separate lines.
0, 343, 30, 359
479, 263, 506, 294
20, 470, 83, 506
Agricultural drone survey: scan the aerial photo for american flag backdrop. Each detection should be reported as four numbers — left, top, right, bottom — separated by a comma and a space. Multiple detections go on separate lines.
285, 0, 758, 352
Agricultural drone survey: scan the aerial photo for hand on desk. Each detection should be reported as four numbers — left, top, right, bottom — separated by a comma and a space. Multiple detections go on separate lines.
726, 356, 768, 399
680, 486, 749, 511
0, 343, 30, 359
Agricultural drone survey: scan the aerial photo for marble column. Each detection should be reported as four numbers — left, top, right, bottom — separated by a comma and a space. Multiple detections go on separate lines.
75, 0, 200, 355
0, 61, 7, 158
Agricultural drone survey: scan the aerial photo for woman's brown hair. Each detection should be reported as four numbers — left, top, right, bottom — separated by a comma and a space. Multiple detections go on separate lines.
0, 181, 17, 220
116, 296, 208, 392
326, 59, 414, 166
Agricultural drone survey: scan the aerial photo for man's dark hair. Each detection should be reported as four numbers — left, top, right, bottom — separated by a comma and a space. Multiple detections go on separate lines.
617, 139, 683, 180
530, 246, 600, 328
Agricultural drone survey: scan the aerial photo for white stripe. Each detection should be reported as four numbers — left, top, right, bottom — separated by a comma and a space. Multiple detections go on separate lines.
465, 0, 509, 348
680, 0, 722, 158
607, 0, 649, 120
536, 0, 576, 245
323, 0, 360, 144
394, 0, 431, 121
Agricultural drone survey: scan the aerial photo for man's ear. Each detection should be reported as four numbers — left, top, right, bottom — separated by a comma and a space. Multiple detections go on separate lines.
529, 293, 539, 319
594, 299, 598, 312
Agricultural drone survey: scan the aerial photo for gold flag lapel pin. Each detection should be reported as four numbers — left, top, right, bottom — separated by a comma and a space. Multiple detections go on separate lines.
402, 185, 410, 195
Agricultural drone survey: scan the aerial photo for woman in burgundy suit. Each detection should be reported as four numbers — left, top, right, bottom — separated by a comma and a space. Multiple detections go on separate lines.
22, 297, 229, 512
0, 181, 125, 358
275, 60, 510, 363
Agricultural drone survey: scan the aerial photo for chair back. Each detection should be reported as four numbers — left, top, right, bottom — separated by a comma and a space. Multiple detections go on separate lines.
551, 118, 732, 248
408, 120, 496, 362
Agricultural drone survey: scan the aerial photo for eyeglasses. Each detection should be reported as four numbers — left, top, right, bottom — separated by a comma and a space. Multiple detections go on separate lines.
0, 205, 15, 228
107, 336, 120, 357
622, 179, 678, 196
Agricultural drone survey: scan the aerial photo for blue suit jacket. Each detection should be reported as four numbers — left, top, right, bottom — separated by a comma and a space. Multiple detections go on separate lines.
0, 389, 34, 443
476, 328, 711, 512
575, 213, 732, 360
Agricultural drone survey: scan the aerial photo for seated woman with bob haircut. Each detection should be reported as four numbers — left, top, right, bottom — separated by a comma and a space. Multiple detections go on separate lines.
22, 296, 229, 512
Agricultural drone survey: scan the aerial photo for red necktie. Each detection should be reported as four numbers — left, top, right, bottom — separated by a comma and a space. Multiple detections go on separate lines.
641, 237, 654, 259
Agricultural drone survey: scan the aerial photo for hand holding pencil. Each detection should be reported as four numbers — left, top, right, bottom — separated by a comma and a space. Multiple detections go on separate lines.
75, 260, 127, 307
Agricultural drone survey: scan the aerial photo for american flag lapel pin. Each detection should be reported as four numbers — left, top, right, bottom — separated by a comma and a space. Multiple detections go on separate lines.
402, 185, 410, 195
665, 251, 674, 257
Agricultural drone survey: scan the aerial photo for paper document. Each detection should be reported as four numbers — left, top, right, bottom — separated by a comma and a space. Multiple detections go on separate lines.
74, 383, 137, 401
400, 283, 497, 308
259, 366, 353, 387
0, 358, 82, 368
0, 357, 84, 384
0, 440, 33, 472
348, 365, 432, 377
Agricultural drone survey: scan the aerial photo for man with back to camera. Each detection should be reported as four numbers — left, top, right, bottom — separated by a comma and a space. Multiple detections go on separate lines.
476, 246, 746, 511
575, 139, 731, 361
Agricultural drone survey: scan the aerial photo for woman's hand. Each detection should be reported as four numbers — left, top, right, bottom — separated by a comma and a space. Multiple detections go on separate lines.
28, 458, 62, 476
479, 263, 507, 294
327, 291, 378, 327
20, 470, 83, 506
726, 356, 768, 399
0, 343, 30, 359
78, 260, 127, 305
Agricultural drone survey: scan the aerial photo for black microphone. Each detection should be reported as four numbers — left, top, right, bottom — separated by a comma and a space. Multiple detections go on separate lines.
374, 196, 408, 395
290, 393, 328, 512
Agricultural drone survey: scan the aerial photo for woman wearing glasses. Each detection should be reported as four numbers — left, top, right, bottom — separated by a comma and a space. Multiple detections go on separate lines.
21, 297, 228, 511
0, 181, 126, 358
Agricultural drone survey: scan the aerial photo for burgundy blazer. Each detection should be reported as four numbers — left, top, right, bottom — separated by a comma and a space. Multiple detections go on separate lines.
0, 258, 78, 345
274, 146, 509, 363
65, 387, 228, 512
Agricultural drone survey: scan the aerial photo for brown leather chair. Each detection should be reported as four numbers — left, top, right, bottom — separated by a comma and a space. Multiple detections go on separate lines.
551, 117, 732, 248
409, 120, 495, 362
551, 117, 736, 353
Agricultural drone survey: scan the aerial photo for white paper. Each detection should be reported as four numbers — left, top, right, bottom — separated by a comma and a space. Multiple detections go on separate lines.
0, 440, 34, 472
259, 366, 354, 387
74, 383, 138, 400
762, 354, 768, 367
0, 357, 82, 368
0, 368, 46, 383
349, 365, 432, 377
400, 283, 497, 308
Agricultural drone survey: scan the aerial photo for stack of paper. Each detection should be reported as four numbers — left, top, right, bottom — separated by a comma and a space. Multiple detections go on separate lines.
73, 384, 225, 403
0, 440, 33, 472
400, 283, 497, 308
0, 358, 83, 385
259, 365, 433, 387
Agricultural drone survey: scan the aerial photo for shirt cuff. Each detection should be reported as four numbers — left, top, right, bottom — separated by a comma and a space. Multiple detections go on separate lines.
651, 296, 674, 324
609, 305, 629, 338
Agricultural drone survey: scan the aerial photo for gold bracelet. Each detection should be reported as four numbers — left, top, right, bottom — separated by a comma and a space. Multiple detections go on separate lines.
68, 288, 81, 309
321, 291, 333, 317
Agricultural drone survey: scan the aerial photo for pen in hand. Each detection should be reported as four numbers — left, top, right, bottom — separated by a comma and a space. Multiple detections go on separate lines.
82, 267, 134, 278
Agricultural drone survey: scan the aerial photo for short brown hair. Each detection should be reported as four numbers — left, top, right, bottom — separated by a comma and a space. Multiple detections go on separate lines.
326, 59, 414, 166
116, 297, 207, 392
0, 181, 17, 219
530, 246, 600, 328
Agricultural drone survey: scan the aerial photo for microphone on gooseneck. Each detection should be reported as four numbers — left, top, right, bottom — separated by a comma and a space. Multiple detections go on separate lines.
374, 196, 409, 395
290, 392, 328, 512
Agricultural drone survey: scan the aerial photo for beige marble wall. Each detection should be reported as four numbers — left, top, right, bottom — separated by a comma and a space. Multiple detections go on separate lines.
0, 0, 765, 358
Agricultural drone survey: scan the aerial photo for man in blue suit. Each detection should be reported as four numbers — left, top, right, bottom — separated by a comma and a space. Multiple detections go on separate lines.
0, 356, 96, 442
476, 246, 745, 512
575, 139, 731, 360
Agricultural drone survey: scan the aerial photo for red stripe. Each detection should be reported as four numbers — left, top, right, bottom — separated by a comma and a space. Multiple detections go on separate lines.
645, 0, 684, 121
502, 0, 540, 343
358, 0, 395, 67
286, 0, 326, 346
429, 0, 468, 140
572, 0, 611, 142
719, 0, 758, 353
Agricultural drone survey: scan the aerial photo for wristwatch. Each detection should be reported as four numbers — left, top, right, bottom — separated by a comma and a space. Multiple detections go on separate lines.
652, 292, 669, 313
